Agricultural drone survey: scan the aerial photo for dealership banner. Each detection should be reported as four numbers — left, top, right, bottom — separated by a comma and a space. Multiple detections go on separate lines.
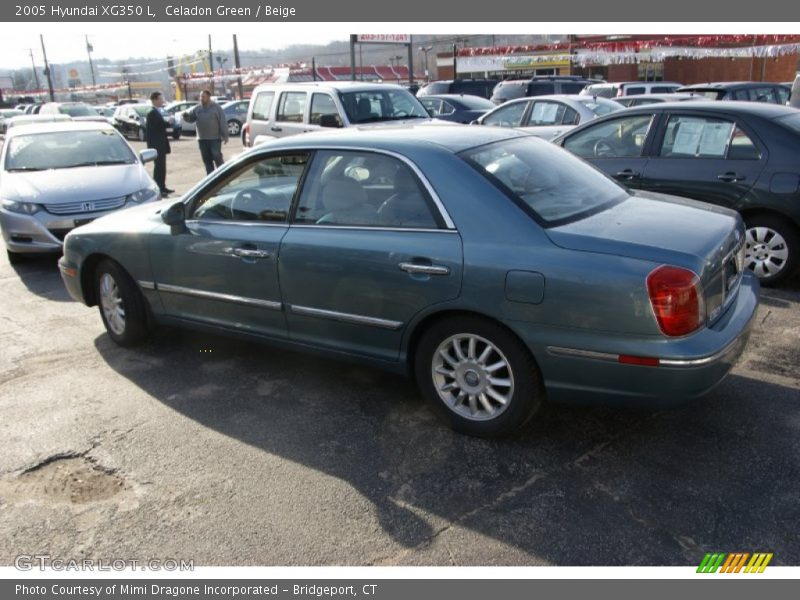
2, 0, 800, 21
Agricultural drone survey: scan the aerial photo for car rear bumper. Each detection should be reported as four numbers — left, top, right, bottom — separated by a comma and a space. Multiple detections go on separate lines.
513, 272, 760, 407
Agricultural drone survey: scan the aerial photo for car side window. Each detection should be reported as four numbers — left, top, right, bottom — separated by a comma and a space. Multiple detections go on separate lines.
659, 115, 752, 159
251, 91, 275, 121
563, 114, 654, 159
190, 153, 310, 223
420, 98, 442, 115
276, 92, 306, 123
626, 87, 646, 96
440, 101, 456, 115
483, 102, 528, 127
309, 93, 343, 126
294, 150, 440, 229
776, 87, 790, 104
527, 101, 566, 126
753, 87, 776, 103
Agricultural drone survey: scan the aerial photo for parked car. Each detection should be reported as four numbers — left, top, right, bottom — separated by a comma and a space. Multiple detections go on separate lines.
0, 109, 23, 134
39, 102, 107, 122
474, 94, 623, 140
113, 104, 180, 141
416, 79, 500, 100
164, 100, 198, 134
221, 100, 249, 136
554, 101, 800, 285
23, 103, 43, 115
418, 94, 495, 123
0, 122, 160, 263
677, 82, 791, 104
3, 113, 72, 134
490, 76, 599, 105
59, 126, 757, 437
245, 81, 434, 147
581, 81, 683, 98
613, 93, 705, 107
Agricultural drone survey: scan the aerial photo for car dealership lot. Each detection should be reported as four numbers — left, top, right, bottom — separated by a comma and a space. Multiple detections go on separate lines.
0, 137, 798, 566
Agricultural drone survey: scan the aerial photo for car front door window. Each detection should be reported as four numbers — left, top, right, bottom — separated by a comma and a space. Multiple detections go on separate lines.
563, 114, 654, 158
191, 153, 310, 223
483, 102, 528, 128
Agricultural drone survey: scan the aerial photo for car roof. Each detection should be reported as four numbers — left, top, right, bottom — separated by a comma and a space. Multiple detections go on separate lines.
679, 81, 788, 90
252, 81, 407, 93
253, 122, 529, 154
601, 100, 797, 118
421, 94, 494, 103
4, 120, 117, 137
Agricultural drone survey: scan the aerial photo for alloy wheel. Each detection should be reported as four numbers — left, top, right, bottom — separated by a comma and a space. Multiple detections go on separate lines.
431, 333, 515, 421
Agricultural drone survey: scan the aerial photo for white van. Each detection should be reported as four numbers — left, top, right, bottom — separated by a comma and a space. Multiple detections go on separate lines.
244, 81, 432, 147
580, 81, 682, 98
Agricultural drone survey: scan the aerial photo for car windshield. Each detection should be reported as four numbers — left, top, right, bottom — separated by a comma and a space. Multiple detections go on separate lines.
494, 83, 526, 100
133, 106, 150, 117
59, 104, 94, 117
578, 99, 621, 116
4, 129, 137, 171
338, 89, 430, 124
455, 96, 495, 110
461, 136, 629, 226
775, 113, 800, 134
1, 110, 23, 118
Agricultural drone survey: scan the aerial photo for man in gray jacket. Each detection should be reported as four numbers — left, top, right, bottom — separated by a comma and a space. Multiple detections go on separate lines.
182, 90, 229, 174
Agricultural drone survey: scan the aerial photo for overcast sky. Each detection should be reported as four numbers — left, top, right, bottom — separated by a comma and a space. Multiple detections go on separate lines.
0, 28, 348, 70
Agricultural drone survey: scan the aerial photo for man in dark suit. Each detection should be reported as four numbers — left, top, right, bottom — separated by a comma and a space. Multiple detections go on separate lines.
145, 91, 173, 196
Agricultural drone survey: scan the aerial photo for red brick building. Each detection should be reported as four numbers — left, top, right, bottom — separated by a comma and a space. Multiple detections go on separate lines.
437, 35, 800, 84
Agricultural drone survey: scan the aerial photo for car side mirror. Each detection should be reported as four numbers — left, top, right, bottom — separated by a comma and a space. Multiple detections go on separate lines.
139, 149, 157, 164
319, 114, 342, 128
161, 201, 186, 235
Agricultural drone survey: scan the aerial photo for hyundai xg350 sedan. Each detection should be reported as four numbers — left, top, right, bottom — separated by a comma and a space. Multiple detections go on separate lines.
0, 122, 160, 263
59, 127, 758, 437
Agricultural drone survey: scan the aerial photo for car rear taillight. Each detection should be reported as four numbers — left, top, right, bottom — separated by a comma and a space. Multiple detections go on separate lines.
646, 265, 705, 337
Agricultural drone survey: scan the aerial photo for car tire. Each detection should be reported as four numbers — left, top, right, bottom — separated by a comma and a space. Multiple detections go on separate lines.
172, 129, 181, 140
137, 127, 145, 142
744, 214, 799, 286
414, 315, 545, 437
95, 259, 149, 347
227, 119, 241, 136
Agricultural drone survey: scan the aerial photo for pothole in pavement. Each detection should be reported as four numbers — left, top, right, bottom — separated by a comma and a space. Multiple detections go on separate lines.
0, 454, 129, 505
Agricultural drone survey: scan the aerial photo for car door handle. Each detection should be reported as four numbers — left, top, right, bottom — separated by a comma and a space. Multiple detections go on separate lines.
270, 126, 282, 132
398, 262, 450, 276
614, 169, 640, 179
717, 172, 746, 182
232, 248, 271, 259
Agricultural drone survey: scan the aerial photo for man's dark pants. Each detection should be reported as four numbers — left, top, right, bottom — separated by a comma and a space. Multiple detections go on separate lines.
152, 151, 167, 191
198, 139, 224, 174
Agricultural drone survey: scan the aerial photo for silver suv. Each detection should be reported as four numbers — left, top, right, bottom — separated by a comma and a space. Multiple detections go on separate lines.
244, 81, 432, 147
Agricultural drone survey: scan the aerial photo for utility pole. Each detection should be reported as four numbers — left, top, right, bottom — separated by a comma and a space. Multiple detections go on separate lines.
350, 34, 356, 81
208, 35, 214, 95
233, 34, 243, 100
29, 49, 41, 91
452, 42, 457, 80
40, 35, 55, 101
407, 36, 414, 85
311, 56, 317, 81
85, 35, 96, 87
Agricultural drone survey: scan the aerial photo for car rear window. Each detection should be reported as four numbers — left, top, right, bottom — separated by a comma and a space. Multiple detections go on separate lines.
561, 83, 587, 94
460, 136, 628, 226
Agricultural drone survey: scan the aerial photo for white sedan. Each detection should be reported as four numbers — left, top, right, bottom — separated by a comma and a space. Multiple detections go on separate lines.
473, 94, 623, 141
